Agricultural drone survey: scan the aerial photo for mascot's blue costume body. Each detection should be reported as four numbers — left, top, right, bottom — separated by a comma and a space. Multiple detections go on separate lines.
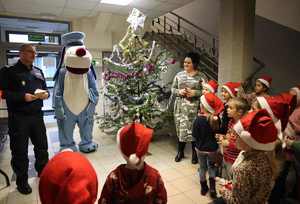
53, 31, 98, 152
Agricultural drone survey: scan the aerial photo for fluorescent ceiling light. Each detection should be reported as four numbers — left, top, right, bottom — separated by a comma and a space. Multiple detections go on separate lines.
100, 0, 133, 6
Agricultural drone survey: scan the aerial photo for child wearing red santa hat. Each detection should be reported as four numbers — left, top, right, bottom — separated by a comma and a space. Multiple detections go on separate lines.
254, 95, 290, 139
218, 97, 249, 179
192, 93, 224, 198
219, 81, 242, 134
39, 150, 98, 204
241, 75, 272, 105
281, 85, 300, 202
213, 109, 280, 204
202, 80, 218, 95
255, 75, 272, 96
253, 95, 296, 203
99, 123, 167, 204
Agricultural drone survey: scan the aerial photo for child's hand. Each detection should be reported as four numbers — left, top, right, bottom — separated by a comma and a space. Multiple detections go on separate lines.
221, 139, 229, 147
216, 134, 225, 140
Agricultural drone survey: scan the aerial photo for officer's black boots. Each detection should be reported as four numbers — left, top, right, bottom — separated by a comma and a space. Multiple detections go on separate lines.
191, 142, 198, 164
17, 182, 32, 195
175, 142, 186, 162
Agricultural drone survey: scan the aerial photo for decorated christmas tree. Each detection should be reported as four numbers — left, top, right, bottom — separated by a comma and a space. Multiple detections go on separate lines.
97, 9, 175, 132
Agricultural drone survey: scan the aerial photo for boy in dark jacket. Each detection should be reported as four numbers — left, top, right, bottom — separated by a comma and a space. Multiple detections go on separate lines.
193, 93, 224, 198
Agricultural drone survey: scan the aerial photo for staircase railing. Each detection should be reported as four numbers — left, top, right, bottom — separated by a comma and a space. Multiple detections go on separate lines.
150, 11, 265, 83
152, 12, 218, 60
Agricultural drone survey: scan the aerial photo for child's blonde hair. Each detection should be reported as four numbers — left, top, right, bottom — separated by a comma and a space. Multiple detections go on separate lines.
228, 97, 250, 115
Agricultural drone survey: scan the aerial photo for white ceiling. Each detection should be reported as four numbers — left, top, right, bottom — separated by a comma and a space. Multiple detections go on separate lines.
0, 0, 195, 20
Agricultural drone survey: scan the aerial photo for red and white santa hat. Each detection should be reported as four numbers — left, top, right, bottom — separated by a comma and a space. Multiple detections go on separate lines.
222, 82, 241, 97
202, 80, 218, 93
257, 75, 272, 88
117, 123, 153, 166
233, 109, 278, 151
276, 92, 297, 116
290, 84, 300, 106
200, 93, 224, 116
39, 151, 98, 204
256, 96, 290, 140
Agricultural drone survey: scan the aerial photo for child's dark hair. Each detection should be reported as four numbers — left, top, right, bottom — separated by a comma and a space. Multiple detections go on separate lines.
228, 97, 250, 115
185, 52, 201, 69
207, 115, 220, 132
256, 79, 269, 91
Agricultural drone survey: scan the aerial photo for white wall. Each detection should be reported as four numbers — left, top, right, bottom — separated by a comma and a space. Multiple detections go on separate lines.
72, 13, 128, 58
172, 0, 220, 35
256, 0, 300, 32
172, 0, 300, 35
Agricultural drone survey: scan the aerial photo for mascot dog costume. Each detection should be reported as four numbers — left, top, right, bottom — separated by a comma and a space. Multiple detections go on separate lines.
53, 32, 98, 153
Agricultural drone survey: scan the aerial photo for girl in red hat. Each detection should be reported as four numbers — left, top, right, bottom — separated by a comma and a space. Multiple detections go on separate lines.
241, 75, 272, 105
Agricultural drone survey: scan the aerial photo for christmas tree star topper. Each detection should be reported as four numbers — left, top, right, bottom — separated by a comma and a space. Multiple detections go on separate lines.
127, 8, 146, 31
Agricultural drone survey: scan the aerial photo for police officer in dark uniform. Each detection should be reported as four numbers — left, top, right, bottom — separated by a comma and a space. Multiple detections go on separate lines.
1, 44, 49, 194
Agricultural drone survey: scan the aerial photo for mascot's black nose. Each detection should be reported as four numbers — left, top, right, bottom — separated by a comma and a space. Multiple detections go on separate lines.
76, 48, 86, 57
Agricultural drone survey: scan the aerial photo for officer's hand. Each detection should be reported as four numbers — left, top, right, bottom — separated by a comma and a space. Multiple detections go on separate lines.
25, 93, 38, 102
38, 92, 49, 100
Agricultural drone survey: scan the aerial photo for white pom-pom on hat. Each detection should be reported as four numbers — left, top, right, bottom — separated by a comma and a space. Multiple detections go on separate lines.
240, 130, 251, 138
129, 154, 140, 166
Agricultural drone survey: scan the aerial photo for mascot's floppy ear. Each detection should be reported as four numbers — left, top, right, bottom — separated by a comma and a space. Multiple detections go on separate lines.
54, 31, 97, 80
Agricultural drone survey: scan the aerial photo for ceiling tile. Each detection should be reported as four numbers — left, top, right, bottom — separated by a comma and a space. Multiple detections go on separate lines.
31, 5, 63, 16
97, 3, 122, 13
117, 7, 134, 15
2, 0, 36, 10
154, 2, 182, 12
129, 0, 160, 10
0, 0, 194, 20
88, 9, 100, 17
62, 8, 92, 17
66, 0, 99, 10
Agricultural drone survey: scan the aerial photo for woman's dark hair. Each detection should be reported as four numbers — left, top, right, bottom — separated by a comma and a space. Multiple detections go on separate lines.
185, 52, 201, 69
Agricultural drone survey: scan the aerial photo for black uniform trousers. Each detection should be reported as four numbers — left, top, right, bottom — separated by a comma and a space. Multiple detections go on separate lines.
8, 112, 48, 185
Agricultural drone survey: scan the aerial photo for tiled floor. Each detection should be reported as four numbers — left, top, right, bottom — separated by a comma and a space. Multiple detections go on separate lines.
0, 115, 213, 204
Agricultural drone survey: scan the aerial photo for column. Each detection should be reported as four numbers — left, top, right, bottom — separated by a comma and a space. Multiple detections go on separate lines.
218, 0, 256, 84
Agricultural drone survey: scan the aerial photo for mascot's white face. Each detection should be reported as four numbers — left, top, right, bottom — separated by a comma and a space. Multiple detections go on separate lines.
64, 46, 92, 74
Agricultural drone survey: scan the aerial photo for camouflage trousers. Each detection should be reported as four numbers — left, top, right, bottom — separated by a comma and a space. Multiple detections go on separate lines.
174, 97, 199, 142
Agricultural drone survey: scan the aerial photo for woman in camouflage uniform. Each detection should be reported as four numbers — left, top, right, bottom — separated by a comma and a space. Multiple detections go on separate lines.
171, 52, 207, 163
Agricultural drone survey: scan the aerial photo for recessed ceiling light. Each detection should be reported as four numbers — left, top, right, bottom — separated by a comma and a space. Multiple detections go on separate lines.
100, 0, 133, 6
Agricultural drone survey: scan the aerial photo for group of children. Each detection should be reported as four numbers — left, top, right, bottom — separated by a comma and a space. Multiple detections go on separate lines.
37, 74, 299, 204
192, 75, 300, 203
